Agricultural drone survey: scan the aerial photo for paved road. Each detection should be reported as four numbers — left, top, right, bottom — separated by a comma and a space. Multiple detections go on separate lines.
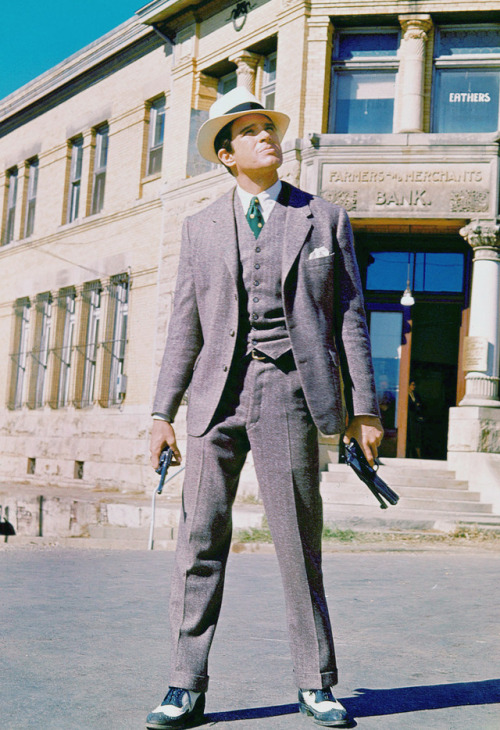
1, 546, 499, 730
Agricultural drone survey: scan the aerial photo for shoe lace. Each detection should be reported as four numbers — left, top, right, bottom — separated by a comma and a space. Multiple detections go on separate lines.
313, 689, 334, 703
163, 687, 187, 708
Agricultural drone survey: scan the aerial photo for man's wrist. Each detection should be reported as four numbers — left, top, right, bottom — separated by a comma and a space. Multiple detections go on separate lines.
152, 413, 172, 423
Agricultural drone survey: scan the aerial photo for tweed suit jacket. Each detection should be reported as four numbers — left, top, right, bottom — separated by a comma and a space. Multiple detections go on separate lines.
153, 181, 379, 437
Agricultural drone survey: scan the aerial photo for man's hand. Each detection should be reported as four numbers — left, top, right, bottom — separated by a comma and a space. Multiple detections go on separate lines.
343, 415, 384, 467
150, 420, 182, 470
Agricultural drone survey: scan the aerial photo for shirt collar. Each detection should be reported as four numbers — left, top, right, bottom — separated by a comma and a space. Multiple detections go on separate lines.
236, 179, 282, 221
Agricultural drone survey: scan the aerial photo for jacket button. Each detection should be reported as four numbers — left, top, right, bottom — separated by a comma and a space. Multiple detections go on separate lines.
223, 365, 228, 371
230, 330, 235, 336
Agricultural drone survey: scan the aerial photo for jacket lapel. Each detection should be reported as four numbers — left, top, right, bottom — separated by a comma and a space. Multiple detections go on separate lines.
210, 187, 239, 286
281, 183, 314, 283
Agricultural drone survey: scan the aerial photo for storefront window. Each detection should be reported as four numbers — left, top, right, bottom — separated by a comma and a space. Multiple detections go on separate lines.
433, 26, 500, 132
434, 69, 500, 132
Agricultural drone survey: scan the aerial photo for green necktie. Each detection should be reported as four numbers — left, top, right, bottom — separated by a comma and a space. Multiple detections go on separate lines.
246, 196, 265, 238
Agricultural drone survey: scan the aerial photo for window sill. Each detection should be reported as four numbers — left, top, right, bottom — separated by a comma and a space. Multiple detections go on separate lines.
141, 171, 162, 184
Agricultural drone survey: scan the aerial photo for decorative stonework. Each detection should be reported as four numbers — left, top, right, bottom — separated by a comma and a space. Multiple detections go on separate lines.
321, 189, 358, 211
450, 191, 489, 214
459, 220, 500, 252
229, 50, 261, 93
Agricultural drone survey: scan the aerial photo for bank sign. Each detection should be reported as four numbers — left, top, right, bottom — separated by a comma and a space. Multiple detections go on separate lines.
320, 163, 494, 218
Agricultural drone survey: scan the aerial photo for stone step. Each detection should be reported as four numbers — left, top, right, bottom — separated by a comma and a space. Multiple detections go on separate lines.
328, 464, 458, 480
322, 491, 493, 513
322, 502, 500, 525
374, 458, 450, 470
323, 471, 469, 490
321, 484, 482, 502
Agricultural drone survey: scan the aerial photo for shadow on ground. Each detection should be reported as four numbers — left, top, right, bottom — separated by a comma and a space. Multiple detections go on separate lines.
203, 678, 500, 724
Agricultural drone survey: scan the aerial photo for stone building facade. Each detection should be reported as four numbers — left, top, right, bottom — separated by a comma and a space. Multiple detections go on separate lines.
2, 0, 500, 508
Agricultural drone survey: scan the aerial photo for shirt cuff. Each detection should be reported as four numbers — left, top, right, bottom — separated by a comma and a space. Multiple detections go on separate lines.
152, 413, 171, 422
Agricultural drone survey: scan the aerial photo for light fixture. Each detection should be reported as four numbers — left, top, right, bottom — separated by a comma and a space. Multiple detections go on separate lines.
400, 253, 415, 307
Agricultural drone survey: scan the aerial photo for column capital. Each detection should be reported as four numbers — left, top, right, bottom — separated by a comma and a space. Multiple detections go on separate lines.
229, 51, 262, 93
399, 14, 433, 40
460, 219, 500, 255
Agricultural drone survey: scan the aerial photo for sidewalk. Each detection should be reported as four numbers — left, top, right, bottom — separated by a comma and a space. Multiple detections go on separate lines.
1, 546, 499, 729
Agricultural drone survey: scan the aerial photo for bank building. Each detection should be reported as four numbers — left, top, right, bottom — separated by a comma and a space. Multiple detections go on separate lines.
1, 0, 500, 527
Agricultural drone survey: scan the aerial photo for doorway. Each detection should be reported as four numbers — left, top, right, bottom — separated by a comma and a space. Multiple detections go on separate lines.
359, 237, 470, 460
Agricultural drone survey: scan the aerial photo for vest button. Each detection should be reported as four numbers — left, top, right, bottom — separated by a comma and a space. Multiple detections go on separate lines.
252, 313, 258, 320
255, 247, 261, 253
253, 297, 259, 303
254, 263, 260, 269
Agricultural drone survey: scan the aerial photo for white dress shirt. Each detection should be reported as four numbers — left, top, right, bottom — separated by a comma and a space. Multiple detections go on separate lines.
236, 179, 282, 222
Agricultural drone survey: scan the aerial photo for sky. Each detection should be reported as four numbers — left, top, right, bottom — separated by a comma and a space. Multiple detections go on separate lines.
0, 0, 145, 101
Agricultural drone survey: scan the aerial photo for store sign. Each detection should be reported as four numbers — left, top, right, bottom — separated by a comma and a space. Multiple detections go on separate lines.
449, 92, 491, 103
320, 162, 493, 218
463, 337, 489, 372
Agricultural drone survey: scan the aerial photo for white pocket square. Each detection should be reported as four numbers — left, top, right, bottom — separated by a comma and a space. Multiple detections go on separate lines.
308, 246, 331, 260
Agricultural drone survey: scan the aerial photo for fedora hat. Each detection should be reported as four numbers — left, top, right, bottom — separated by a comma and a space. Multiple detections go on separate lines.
197, 86, 290, 164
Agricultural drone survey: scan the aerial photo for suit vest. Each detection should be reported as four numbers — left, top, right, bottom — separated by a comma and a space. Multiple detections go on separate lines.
234, 193, 291, 360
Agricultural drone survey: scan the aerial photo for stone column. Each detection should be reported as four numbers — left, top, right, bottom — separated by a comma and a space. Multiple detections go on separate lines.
396, 15, 432, 133
459, 219, 500, 405
228, 51, 261, 93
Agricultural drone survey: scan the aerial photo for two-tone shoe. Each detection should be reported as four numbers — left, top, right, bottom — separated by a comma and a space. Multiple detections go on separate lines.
298, 688, 353, 727
146, 687, 205, 729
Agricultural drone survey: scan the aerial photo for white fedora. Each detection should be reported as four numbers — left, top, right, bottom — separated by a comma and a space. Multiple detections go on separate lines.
197, 86, 290, 164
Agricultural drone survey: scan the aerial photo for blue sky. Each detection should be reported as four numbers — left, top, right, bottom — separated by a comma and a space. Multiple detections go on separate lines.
1, 0, 144, 101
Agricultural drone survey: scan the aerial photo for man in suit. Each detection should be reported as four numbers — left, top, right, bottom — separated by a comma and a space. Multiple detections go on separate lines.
147, 87, 383, 729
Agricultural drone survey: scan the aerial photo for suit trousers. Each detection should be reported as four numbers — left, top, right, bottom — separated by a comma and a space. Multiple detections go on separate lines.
168, 354, 338, 692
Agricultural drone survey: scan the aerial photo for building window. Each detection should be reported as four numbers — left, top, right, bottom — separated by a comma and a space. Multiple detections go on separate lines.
26, 293, 53, 409
147, 97, 165, 176
261, 53, 277, 110
328, 31, 399, 133
24, 158, 39, 237
8, 298, 31, 409
91, 124, 108, 215
53, 288, 76, 408
81, 283, 101, 407
433, 26, 500, 133
4, 167, 18, 244
218, 71, 237, 97
67, 136, 84, 222
101, 274, 129, 406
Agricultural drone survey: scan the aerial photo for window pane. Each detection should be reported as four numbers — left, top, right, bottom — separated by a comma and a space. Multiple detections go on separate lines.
25, 160, 38, 236
219, 73, 237, 96
366, 252, 409, 290
367, 251, 465, 293
369, 311, 403, 429
414, 253, 464, 292
438, 28, 500, 56
151, 105, 165, 148
95, 126, 109, 170
333, 72, 395, 133
337, 32, 399, 59
434, 69, 499, 132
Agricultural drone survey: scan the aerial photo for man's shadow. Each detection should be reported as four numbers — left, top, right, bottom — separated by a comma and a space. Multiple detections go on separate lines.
204, 678, 500, 724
